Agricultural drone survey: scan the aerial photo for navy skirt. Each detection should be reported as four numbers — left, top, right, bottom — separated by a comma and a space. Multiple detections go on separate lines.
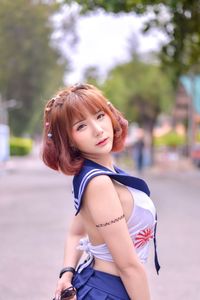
72, 266, 130, 300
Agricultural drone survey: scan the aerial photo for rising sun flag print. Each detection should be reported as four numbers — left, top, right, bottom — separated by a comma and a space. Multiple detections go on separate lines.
134, 227, 154, 249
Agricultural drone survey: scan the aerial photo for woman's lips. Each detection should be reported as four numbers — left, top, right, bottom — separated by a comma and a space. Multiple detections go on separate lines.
96, 138, 108, 146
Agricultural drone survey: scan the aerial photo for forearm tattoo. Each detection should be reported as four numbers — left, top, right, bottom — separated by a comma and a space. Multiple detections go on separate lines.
96, 214, 125, 228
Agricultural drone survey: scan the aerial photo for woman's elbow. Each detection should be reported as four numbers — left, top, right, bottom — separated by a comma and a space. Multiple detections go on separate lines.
117, 259, 145, 277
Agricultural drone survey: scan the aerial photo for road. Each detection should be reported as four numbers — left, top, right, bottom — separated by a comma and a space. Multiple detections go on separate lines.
0, 155, 200, 300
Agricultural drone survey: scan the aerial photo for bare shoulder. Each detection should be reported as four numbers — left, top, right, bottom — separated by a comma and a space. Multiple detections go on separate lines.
82, 174, 120, 215
84, 174, 115, 196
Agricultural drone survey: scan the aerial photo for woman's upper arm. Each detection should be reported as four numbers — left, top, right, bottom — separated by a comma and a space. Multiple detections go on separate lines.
83, 175, 140, 269
69, 213, 86, 236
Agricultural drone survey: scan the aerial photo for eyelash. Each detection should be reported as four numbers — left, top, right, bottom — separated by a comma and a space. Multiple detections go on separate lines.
77, 124, 85, 131
76, 112, 105, 131
97, 112, 105, 119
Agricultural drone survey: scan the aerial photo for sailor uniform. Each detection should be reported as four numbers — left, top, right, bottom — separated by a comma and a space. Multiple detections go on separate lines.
72, 159, 160, 299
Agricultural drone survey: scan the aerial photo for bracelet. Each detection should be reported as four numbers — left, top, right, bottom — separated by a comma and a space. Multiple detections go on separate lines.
59, 267, 76, 278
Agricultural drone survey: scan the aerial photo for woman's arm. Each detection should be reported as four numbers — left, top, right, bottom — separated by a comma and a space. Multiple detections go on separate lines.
63, 213, 86, 269
83, 175, 151, 300
55, 214, 86, 299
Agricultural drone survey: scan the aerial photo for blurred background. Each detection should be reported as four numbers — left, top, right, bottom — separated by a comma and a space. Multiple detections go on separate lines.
0, 1, 200, 299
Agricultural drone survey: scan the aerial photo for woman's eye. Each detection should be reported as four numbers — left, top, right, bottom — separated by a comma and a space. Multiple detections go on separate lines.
77, 124, 85, 131
97, 112, 105, 119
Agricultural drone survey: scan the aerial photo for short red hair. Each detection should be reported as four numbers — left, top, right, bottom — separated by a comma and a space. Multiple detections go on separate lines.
42, 84, 128, 175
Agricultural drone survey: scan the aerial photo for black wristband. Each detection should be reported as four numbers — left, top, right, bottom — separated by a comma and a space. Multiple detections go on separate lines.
59, 267, 76, 278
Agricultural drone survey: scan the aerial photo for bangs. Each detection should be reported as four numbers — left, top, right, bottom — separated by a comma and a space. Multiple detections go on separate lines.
66, 90, 109, 126
42, 83, 128, 175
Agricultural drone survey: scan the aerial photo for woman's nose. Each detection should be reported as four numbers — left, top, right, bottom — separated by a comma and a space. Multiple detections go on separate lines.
92, 121, 103, 136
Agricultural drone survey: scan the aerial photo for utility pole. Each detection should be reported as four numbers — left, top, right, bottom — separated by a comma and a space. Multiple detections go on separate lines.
188, 73, 196, 159
0, 94, 17, 163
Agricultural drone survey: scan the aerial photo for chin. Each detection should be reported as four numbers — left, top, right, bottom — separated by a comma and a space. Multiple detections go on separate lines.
99, 145, 113, 154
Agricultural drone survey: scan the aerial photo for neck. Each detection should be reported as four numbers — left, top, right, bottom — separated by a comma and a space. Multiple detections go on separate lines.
84, 154, 115, 171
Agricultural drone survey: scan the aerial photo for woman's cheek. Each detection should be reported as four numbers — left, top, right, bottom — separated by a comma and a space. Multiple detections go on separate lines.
76, 135, 88, 149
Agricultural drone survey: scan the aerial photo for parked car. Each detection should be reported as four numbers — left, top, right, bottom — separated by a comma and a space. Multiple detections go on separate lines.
191, 144, 200, 167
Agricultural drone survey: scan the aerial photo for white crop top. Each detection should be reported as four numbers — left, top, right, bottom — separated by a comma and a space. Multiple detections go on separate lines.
78, 187, 156, 264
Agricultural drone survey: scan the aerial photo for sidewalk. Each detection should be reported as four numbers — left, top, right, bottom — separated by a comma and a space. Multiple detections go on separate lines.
1, 155, 44, 171
146, 156, 200, 185
1, 152, 200, 175
1, 153, 200, 300
0, 146, 45, 174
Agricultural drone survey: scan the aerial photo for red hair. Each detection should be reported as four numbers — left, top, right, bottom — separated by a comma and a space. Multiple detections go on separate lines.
42, 84, 128, 175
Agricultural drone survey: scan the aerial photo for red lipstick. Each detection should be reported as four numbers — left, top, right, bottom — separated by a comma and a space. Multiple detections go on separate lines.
96, 138, 108, 146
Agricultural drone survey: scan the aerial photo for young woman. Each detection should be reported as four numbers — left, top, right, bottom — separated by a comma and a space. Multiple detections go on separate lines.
42, 83, 160, 300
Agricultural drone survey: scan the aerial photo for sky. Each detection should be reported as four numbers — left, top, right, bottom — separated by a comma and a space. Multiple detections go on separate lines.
61, 10, 168, 84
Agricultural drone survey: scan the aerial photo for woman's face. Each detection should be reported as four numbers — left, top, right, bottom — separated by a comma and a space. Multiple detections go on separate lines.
71, 109, 114, 159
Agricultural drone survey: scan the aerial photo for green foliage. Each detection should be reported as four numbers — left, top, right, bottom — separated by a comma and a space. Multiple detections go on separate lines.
68, 0, 139, 13
0, 0, 72, 136
10, 136, 33, 156
154, 131, 186, 148
71, 0, 200, 84
102, 58, 173, 131
82, 66, 101, 87
196, 131, 200, 142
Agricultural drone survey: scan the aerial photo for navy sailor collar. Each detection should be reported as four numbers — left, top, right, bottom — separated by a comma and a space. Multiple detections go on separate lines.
73, 158, 150, 214
72, 158, 160, 274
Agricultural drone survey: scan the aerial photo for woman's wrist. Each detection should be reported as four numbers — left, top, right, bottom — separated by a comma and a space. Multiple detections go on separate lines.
59, 266, 76, 279
59, 272, 74, 284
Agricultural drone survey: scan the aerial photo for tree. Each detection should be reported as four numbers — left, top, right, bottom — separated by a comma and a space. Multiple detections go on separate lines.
82, 66, 101, 86
0, 0, 76, 136
68, 0, 200, 84
103, 57, 173, 129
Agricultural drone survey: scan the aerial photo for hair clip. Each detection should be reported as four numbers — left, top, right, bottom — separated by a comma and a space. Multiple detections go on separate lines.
107, 101, 111, 106
71, 83, 85, 92
47, 133, 52, 138
55, 101, 63, 107
45, 122, 49, 127
53, 96, 60, 102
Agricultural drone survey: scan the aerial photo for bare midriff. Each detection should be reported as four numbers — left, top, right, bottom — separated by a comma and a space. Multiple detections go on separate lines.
93, 257, 120, 276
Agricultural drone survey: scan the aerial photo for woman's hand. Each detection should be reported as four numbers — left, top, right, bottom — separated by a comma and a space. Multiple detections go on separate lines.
54, 274, 77, 300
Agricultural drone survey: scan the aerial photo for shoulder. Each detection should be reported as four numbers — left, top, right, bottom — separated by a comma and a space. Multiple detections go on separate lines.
72, 163, 113, 214
82, 175, 120, 215
85, 174, 114, 195
73, 164, 109, 192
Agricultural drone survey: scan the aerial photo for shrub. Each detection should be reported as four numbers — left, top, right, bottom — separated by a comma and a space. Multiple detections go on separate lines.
196, 132, 200, 142
154, 131, 186, 148
10, 137, 33, 156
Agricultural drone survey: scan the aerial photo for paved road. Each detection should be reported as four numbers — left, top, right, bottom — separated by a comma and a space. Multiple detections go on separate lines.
145, 168, 200, 300
0, 156, 200, 300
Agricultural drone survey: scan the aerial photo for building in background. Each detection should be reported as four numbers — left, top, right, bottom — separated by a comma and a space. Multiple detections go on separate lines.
174, 75, 200, 164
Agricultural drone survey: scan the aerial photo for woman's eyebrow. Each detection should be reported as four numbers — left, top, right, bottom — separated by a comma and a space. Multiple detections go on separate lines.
72, 110, 102, 126
72, 119, 85, 126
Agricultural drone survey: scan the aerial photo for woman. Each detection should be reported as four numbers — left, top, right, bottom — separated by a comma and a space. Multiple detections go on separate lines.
42, 83, 160, 300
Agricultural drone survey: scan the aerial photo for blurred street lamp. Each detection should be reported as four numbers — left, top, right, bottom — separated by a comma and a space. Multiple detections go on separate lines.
0, 95, 19, 163
0, 96, 19, 125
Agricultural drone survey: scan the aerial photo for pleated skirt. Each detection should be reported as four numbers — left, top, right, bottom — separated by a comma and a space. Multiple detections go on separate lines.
72, 266, 131, 300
